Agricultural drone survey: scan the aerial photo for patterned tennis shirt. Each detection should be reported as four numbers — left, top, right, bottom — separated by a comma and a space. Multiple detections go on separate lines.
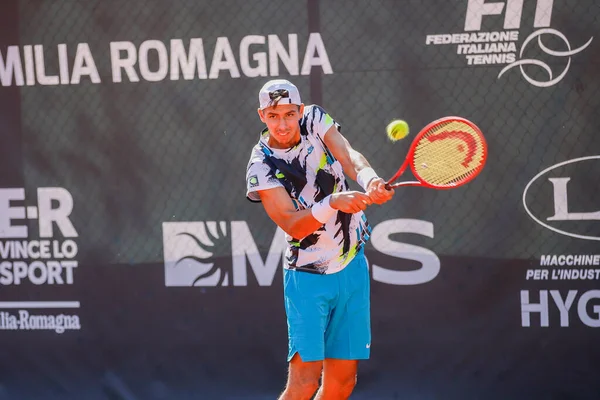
246, 105, 371, 274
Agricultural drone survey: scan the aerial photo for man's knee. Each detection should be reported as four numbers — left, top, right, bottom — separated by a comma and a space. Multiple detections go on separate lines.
320, 359, 358, 398
324, 373, 356, 397
343, 374, 358, 395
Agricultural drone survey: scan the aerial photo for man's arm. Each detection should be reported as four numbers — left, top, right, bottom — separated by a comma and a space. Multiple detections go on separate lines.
322, 125, 394, 204
257, 186, 372, 239
321, 125, 368, 182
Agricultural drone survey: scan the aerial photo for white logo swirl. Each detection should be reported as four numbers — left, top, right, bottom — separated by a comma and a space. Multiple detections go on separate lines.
498, 28, 593, 87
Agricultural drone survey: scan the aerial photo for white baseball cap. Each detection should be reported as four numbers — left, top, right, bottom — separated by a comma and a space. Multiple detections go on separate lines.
258, 79, 302, 109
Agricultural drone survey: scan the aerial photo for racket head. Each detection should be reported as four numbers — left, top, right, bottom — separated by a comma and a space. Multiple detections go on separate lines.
399, 116, 488, 189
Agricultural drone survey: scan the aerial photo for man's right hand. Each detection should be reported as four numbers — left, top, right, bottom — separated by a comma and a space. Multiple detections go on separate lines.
330, 191, 373, 214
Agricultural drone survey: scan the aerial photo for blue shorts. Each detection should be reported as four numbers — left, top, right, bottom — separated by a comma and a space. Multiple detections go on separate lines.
283, 250, 371, 362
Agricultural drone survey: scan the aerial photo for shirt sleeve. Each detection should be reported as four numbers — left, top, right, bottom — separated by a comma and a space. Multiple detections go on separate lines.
246, 158, 284, 202
306, 105, 340, 141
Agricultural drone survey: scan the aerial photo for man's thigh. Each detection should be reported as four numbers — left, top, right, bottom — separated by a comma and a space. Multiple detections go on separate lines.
324, 252, 371, 360
284, 268, 336, 362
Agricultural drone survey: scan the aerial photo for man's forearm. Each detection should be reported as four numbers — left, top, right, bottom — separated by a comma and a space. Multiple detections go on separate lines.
347, 148, 372, 181
280, 196, 336, 239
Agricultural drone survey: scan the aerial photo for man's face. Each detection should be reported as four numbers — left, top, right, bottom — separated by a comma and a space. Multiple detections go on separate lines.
258, 103, 304, 148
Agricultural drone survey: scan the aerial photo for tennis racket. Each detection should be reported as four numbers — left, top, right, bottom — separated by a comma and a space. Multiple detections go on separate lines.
385, 116, 487, 189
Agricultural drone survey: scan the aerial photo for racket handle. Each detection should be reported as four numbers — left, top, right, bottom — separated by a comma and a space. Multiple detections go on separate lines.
384, 182, 392, 191
387, 181, 422, 189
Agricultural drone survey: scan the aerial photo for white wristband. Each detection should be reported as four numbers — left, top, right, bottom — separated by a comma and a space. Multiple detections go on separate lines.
311, 195, 336, 224
356, 167, 379, 191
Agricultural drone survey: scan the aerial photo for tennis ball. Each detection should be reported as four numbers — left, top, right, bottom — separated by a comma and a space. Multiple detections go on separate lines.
386, 120, 409, 141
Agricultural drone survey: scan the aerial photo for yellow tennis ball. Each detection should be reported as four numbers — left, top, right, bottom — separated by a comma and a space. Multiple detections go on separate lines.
386, 120, 409, 141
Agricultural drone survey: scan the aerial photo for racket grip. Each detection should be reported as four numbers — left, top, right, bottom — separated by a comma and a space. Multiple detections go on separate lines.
384, 182, 392, 191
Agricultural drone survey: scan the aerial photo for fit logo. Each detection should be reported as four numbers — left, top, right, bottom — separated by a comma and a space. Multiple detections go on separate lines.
426, 0, 593, 87
464, 0, 595, 87
465, 0, 554, 31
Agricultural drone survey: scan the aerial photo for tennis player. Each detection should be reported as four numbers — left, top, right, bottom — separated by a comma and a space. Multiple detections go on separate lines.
245, 79, 394, 400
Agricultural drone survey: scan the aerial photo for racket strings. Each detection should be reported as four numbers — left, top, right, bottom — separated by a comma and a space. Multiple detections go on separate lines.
412, 121, 486, 187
